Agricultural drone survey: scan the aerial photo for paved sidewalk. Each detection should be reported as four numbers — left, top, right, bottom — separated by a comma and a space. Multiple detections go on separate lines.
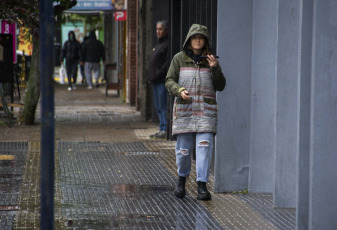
0, 84, 296, 229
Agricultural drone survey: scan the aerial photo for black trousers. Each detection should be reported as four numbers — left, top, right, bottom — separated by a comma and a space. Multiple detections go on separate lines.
65, 60, 78, 87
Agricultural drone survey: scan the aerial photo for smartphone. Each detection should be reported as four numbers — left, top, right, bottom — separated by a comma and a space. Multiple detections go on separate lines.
200, 55, 219, 59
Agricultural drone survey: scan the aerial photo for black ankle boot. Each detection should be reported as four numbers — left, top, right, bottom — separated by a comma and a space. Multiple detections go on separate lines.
174, 176, 186, 199
197, 181, 211, 200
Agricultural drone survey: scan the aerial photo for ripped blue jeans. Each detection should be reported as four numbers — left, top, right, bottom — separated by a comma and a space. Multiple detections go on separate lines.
175, 132, 214, 182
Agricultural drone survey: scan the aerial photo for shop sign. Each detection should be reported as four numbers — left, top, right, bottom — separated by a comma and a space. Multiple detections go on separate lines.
114, 11, 127, 21
0, 20, 16, 63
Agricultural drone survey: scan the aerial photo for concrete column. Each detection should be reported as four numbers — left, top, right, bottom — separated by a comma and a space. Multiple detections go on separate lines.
274, 0, 301, 208
297, 0, 313, 228
126, 0, 138, 106
249, 0, 278, 193
138, 0, 153, 119
214, 0, 252, 192
305, 1, 337, 229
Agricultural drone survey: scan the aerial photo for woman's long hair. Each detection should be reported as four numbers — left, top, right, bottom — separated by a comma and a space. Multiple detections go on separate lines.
185, 37, 213, 56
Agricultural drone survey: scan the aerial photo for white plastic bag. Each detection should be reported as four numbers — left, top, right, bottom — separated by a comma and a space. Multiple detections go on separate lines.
59, 65, 66, 84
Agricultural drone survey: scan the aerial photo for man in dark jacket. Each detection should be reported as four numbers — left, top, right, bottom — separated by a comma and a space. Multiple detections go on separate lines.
60, 31, 81, 91
80, 31, 105, 89
148, 20, 170, 139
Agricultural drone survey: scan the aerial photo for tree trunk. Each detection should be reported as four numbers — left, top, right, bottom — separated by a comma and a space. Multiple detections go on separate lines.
23, 35, 40, 125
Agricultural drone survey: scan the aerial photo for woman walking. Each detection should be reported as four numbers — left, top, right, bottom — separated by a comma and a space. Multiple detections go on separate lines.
165, 24, 226, 200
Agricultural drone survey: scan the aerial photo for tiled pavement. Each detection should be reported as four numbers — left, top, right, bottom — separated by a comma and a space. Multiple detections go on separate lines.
0, 84, 296, 229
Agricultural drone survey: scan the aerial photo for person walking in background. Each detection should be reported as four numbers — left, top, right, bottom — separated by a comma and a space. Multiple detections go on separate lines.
80, 36, 88, 85
60, 31, 81, 91
80, 31, 105, 89
165, 24, 226, 200
148, 20, 170, 139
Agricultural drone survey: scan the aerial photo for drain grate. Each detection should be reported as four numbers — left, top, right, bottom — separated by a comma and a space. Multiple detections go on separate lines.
109, 142, 150, 153
0, 142, 28, 208
110, 184, 173, 194
98, 113, 112, 117
121, 151, 159, 155
114, 127, 148, 130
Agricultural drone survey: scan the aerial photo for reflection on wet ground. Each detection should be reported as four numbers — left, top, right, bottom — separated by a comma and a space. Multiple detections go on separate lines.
110, 184, 173, 194
57, 141, 224, 229
0, 85, 296, 229
0, 140, 296, 230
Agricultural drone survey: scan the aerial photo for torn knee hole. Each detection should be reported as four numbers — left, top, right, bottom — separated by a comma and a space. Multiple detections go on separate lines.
198, 140, 210, 147
179, 149, 189, 155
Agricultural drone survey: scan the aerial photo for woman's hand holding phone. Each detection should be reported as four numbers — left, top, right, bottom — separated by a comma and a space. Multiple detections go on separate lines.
205, 55, 218, 68
181, 90, 190, 100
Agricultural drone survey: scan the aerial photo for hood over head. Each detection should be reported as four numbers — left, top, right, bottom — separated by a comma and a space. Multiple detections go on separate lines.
68, 31, 76, 41
183, 24, 210, 49
88, 31, 97, 40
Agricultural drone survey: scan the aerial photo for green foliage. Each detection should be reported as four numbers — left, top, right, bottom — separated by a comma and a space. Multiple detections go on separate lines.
0, 0, 39, 35
0, 0, 77, 125
0, 0, 77, 37
232, 189, 249, 195
59, 13, 104, 32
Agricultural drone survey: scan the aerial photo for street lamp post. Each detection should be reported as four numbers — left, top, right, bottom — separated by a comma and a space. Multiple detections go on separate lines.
39, 0, 55, 229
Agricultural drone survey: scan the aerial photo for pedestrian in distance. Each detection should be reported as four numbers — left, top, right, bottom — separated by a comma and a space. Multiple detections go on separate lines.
148, 20, 170, 139
60, 31, 81, 91
80, 36, 88, 85
165, 24, 226, 200
80, 31, 105, 89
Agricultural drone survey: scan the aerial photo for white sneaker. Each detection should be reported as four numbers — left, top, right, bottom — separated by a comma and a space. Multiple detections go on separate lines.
87, 86, 93, 89
150, 131, 161, 138
156, 131, 167, 139
68, 87, 72, 91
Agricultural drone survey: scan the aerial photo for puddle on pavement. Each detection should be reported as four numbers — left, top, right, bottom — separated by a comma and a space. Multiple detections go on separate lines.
65, 214, 167, 229
110, 184, 173, 194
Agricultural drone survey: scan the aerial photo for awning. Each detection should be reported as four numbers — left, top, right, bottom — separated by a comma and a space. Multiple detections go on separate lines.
55, 0, 127, 14
71, 0, 113, 11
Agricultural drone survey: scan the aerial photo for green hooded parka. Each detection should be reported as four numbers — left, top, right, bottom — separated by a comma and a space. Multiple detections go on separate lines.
165, 24, 226, 137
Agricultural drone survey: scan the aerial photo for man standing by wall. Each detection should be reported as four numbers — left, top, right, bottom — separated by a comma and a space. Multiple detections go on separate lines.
80, 31, 105, 89
148, 20, 170, 139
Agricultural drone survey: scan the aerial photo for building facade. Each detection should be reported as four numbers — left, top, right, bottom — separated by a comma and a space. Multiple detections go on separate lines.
215, 1, 337, 229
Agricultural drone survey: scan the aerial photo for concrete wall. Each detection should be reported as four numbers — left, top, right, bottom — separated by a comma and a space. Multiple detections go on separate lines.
304, 1, 337, 229
274, 0, 300, 208
215, 0, 337, 228
249, 0, 278, 193
297, 1, 313, 228
215, 0, 252, 192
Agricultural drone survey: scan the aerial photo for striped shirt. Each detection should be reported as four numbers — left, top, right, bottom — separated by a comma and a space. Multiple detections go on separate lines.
172, 66, 218, 135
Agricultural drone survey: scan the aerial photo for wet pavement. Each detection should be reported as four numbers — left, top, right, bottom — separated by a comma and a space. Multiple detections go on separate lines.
0, 83, 296, 229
